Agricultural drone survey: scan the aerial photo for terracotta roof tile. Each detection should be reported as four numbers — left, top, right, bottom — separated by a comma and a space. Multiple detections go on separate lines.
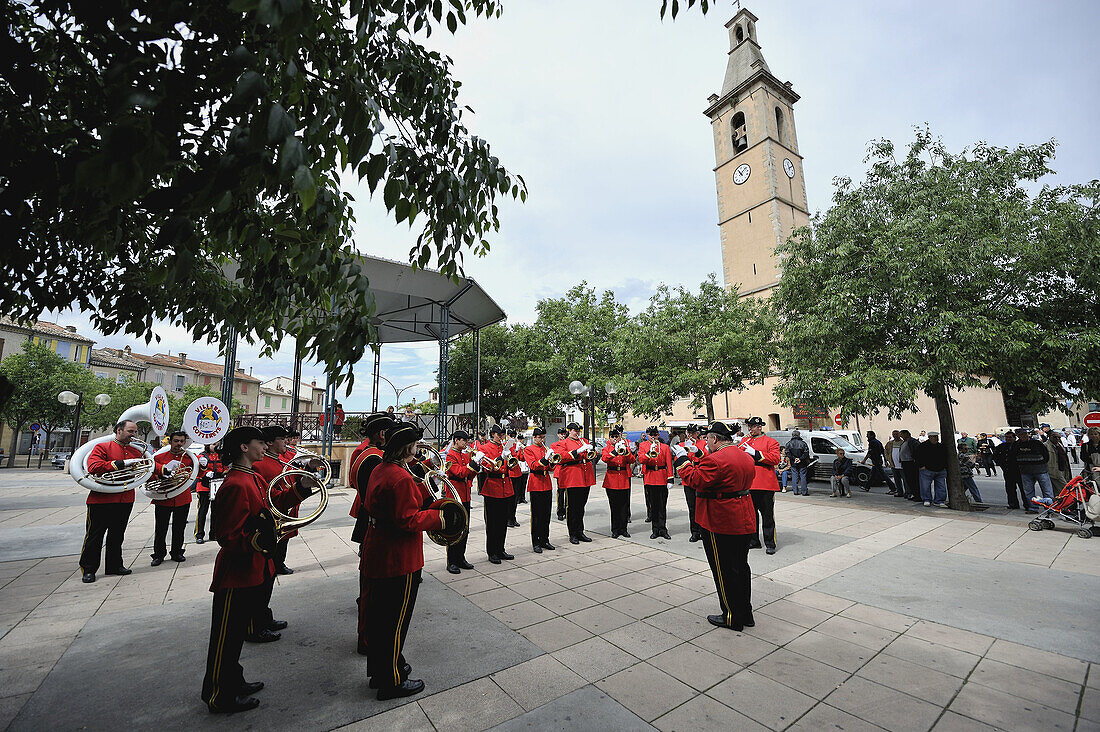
88, 348, 144, 371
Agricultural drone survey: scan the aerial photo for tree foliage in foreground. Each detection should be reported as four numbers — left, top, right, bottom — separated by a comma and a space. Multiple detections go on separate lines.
2, 0, 524, 386
772, 128, 1100, 509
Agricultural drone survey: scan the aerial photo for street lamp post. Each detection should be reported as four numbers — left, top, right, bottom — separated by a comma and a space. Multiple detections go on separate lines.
57, 390, 112, 453
375, 375, 421, 411
568, 380, 588, 440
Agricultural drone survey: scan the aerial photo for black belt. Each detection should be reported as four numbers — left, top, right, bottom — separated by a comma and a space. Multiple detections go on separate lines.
695, 490, 750, 499
607, 468, 628, 472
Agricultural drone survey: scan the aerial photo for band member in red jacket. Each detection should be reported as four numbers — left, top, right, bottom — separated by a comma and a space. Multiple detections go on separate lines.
201, 426, 313, 713
739, 417, 782, 554
195, 444, 220, 544
79, 419, 143, 583
558, 422, 594, 544
350, 413, 397, 540
674, 421, 757, 630
683, 424, 709, 542
524, 427, 556, 553
150, 431, 195, 566
254, 426, 301, 577
247, 426, 297, 643
444, 430, 477, 574
472, 424, 513, 563
360, 423, 461, 700
551, 428, 567, 520
602, 426, 636, 539
505, 429, 525, 528
639, 426, 674, 540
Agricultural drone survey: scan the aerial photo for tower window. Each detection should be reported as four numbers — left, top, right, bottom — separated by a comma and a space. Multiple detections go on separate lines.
735, 25, 744, 43
775, 107, 787, 145
731, 111, 748, 153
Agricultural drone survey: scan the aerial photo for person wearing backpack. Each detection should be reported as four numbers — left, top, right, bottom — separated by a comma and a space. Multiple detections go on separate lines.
786, 430, 812, 496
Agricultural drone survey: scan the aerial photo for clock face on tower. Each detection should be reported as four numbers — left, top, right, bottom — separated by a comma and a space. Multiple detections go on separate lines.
783, 158, 796, 179
733, 164, 751, 185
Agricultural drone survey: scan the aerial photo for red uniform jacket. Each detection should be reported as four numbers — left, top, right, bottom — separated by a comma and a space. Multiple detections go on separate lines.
550, 440, 563, 481
740, 434, 782, 492
582, 438, 597, 486
209, 466, 275, 590
350, 446, 384, 518
556, 437, 591, 489
523, 444, 554, 492
506, 441, 525, 479
688, 438, 709, 465
446, 448, 475, 502
476, 441, 513, 498
152, 450, 194, 507
601, 442, 635, 490
678, 445, 757, 535
253, 451, 302, 539
85, 439, 142, 504
360, 462, 444, 578
196, 451, 219, 493
350, 437, 371, 467
639, 440, 674, 486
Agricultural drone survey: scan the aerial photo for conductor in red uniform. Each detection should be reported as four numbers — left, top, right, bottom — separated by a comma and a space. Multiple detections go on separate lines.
602, 426, 635, 539
674, 420, 757, 630
682, 424, 709, 542
201, 426, 313, 713
79, 419, 142, 583
473, 424, 514, 563
639, 426, 674, 540
359, 423, 462, 700
444, 430, 477, 574
558, 422, 594, 544
523, 427, 556, 553
150, 430, 195, 566
739, 417, 782, 554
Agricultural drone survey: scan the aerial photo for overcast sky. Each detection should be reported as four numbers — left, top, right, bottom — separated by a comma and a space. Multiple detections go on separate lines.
47, 0, 1100, 411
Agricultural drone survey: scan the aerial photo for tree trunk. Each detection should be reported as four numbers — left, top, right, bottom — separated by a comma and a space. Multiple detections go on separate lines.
706, 393, 716, 422
932, 385, 973, 512
6, 420, 26, 468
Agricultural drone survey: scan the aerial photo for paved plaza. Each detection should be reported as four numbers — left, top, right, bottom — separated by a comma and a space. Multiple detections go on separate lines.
0, 467, 1097, 731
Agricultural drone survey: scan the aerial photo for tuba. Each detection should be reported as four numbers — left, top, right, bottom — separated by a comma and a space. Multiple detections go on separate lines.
69, 386, 169, 493
266, 447, 332, 542
406, 442, 468, 547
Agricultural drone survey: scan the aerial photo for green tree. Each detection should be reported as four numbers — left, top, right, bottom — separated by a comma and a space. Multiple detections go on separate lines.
0, 341, 94, 464
772, 128, 1100, 510
622, 274, 775, 421
444, 323, 542, 424
3, 0, 524, 384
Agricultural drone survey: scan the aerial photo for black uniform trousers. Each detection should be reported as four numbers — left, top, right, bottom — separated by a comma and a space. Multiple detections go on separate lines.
644, 484, 653, 521
79, 503, 133, 574
862, 461, 896, 492
556, 485, 566, 519
683, 486, 701, 536
901, 461, 920, 498
606, 488, 630, 536
1002, 467, 1025, 509
564, 485, 590, 538
483, 496, 510, 557
529, 492, 552, 545
701, 529, 754, 628
447, 500, 473, 565
152, 503, 190, 560
202, 584, 263, 709
645, 484, 668, 533
364, 571, 421, 689
194, 492, 215, 540
749, 490, 777, 549
510, 476, 527, 522
248, 572, 277, 635
272, 536, 289, 569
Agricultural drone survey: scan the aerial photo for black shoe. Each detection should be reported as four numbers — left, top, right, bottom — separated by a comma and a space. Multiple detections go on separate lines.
82, 572, 96, 583
541, 542, 556, 551
689, 534, 701, 542
195, 537, 205, 544
620, 531, 630, 538
707, 614, 743, 631
368, 664, 412, 688
268, 620, 288, 631
356, 645, 369, 656
208, 695, 260, 714
245, 629, 281, 643
508, 520, 521, 528
239, 681, 264, 695
150, 557, 164, 567
765, 546, 777, 555
577, 534, 592, 542
170, 554, 186, 562
660, 531, 671, 540
747, 540, 762, 549
569, 537, 580, 545
277, 565, 293, 575
105, 567, 132, 576
645, 516, 652, 522
519, 499, 528, 504
488, 555, 502, 564
650, 531, 659, 539
556, 514, 565, 521
611, 533, 620, 539
500, 552, 515, 560
376, 678, 425, 701
533, 545, 543, 554
743, 618, 756, 628
458, 560, 475, 569
446, 564, 462, 574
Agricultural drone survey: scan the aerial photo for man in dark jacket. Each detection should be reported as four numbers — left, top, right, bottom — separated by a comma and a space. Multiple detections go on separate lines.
786, 431, 812, 496
916, 432, 949, 507
859, 431, 897, 493
993, 432, 1025, 509
1012, 428, 1053, 513
898, 430, 922, 501
831, 449, 854, 497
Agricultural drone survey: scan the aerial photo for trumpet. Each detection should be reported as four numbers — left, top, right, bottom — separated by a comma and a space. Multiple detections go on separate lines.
613, 441, 630, 456
544, 450, 562, 465
646, 439, 661, 460
406, 442, 468, 547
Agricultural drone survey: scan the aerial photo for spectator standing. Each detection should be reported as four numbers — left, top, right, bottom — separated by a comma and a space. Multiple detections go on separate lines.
993, 431, 1025, 509
898, 430, 921, 501
1012, 428, 1053, 512
859, 430, 896, 493
916, 432, 949, 507
956, 432, 977, 456
776, 448, 791, 492
884, 430, 906, 498
1062, 430, 1078, 464
786, 430, 812, 496
958, 453, 983, 503
918, 430, 928, 442
1046, 432, 1070, 494
831, 449, 854, 497
334, 402, 345, 439
1082, 427, 1100, 477
975, 433, 997, 476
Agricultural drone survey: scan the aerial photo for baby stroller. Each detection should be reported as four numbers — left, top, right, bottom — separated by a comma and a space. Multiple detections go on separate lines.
1028, 473, 1097, 539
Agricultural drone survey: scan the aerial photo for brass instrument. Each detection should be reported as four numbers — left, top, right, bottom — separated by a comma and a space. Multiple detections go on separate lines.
544, 449, 562, 465
69, 387, 168, 493
266, 449, 332, 542
406, 442, 468, 547
645, 439, 661, 460
143, 447, 201, 500
613, 440, 630, 456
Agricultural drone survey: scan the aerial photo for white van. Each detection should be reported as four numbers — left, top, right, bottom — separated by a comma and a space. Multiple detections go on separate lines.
831, 429, 864, 449
767, 430, 875, 485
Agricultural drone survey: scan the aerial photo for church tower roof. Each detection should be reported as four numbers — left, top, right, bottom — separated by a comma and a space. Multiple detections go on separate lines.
720, 9, 770, 96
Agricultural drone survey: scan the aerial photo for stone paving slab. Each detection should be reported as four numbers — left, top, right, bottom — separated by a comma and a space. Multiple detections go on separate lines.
488, 685, 652, 731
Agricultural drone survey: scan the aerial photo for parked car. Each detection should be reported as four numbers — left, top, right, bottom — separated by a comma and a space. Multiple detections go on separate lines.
767, 430, 876, 485
51, 451, 72, 470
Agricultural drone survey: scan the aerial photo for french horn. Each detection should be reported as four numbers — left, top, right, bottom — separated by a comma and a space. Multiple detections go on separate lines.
69, 386, 169, 493
406, 442, 468, 547
266, 447, 332, 542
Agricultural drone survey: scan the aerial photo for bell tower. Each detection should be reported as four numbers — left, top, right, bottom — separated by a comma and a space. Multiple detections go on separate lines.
705, 8, 809, 297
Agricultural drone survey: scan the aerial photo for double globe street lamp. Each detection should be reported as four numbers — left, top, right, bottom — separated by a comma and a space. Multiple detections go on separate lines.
57, 390, 112, 452
567, 381, 617, 441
